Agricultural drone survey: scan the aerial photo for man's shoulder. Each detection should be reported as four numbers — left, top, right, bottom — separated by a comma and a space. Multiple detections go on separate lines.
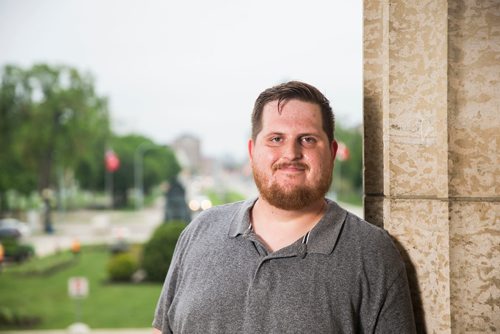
182, 200, 248, 236
333, 204, 404, 266
344, 211, 389, 242
326, 201, 389, 242
192, 200, 247, 223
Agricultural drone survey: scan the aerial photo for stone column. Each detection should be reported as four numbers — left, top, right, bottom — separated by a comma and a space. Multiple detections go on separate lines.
363, 0, 499, 332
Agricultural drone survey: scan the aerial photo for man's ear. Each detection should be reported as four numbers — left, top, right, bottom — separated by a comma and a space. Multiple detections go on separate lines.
248, 139, 254, 162
331, 140, 338, 160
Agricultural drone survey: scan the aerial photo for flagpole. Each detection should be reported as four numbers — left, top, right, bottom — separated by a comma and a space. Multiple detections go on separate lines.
109, 170, 114, 209
105, 148, 110, 208
105, 149, 120, 209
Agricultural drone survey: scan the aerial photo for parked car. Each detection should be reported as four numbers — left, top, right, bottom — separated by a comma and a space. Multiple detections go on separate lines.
0, 218, 34, 262
0, 218, 31, 238
0, 225, 21, 239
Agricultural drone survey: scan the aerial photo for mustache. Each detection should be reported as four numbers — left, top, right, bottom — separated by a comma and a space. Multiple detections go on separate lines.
272, 162, 309, 171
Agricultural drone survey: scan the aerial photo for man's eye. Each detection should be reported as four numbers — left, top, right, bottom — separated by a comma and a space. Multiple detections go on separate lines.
270, 137, 282, 143
301, 137, 317, 145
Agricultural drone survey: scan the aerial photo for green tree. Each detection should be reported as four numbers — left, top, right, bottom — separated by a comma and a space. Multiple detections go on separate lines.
0, 65, 37, 211
334, 123, 363, 204
0, 64, 110, 216
109, 134, 181, 208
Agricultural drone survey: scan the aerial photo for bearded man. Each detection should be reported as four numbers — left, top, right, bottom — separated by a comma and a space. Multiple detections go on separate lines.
152, 81, 416, 334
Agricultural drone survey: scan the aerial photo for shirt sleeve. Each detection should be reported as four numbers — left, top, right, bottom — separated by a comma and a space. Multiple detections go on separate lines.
152, 230, 187, 333
375, 267, 417, 334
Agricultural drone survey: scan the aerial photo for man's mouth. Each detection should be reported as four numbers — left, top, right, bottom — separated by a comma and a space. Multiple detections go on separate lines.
273, 162, 308, 172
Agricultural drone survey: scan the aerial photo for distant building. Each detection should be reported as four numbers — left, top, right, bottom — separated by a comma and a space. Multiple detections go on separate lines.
171, 134, 202, 175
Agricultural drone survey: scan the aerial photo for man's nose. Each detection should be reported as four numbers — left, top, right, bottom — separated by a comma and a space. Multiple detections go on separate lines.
282, 140, 303, 160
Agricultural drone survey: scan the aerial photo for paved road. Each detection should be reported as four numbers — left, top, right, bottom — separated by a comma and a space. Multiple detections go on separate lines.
25, 201, 164, 257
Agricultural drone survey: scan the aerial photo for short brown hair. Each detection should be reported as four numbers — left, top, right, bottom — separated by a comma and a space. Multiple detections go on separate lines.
251, 81, 335, 142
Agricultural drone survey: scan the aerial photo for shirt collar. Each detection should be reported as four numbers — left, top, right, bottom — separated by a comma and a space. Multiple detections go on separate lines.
306, 199, 347, 255
228, 197, 347, 255
228, 197, 257, 238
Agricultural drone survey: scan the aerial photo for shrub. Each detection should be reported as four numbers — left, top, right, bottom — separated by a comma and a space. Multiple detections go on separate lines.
109, 240, 130, 254
107, 252, 138, 282
141, 221, 186, 282
0, 306, 41, 328
1, 239, 34, 263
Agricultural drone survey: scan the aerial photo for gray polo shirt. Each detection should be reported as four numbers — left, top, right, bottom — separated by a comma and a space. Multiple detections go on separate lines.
153, 198, 416, 333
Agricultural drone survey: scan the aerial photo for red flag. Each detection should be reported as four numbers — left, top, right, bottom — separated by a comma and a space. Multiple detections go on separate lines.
336, 142, 350, 161
105, 150, 120, 172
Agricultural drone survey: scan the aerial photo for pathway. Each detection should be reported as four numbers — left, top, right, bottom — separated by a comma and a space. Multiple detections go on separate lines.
25, 200, 164, 257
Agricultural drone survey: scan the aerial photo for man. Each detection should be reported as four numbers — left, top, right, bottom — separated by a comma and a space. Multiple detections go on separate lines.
153, 81, 416, 333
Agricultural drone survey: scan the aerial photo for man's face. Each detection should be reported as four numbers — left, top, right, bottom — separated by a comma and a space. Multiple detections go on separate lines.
249, 99, 337, 210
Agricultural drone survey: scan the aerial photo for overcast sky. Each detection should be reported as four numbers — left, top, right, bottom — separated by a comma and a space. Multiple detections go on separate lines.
0, 0, 362, 161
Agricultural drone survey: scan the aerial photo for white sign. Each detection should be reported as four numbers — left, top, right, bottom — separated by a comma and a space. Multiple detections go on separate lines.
68, 277, 89, 298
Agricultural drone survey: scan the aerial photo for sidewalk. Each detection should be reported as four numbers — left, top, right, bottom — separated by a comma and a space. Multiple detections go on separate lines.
25, 200, 164, 257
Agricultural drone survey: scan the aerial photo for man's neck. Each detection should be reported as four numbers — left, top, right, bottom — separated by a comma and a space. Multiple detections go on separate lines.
250, 197, 326, 252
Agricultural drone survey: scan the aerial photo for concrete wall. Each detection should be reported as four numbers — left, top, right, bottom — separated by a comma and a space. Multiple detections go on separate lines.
363, 0, 499, 332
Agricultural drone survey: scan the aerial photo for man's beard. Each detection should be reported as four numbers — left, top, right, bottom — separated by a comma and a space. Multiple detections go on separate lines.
252, 162, 332, 210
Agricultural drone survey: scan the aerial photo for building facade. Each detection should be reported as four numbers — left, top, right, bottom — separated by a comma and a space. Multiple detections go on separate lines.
363, 0, 499, 332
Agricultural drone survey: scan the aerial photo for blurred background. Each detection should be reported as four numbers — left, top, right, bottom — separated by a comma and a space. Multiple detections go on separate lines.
0, 0, 363, 332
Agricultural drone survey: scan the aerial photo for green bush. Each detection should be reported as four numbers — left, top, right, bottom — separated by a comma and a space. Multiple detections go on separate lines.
141, 221, 186, 282
1, 239, 34, 263
6, 250, 76, 276
107, 252, 138, 282
0, 306, 41, 329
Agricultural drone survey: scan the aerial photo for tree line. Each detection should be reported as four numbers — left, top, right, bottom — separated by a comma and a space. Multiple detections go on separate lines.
0, 63, 364, 218
0, 63, 180, 216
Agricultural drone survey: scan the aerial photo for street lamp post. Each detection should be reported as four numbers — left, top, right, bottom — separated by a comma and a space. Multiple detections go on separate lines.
134, 143, 153, 209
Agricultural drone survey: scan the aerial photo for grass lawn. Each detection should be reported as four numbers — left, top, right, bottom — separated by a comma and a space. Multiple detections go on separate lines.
0, 245, 163, 330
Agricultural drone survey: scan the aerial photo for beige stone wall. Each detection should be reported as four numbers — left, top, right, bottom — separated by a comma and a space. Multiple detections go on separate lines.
448, 1, 500, 331
363, 0, 499, 332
